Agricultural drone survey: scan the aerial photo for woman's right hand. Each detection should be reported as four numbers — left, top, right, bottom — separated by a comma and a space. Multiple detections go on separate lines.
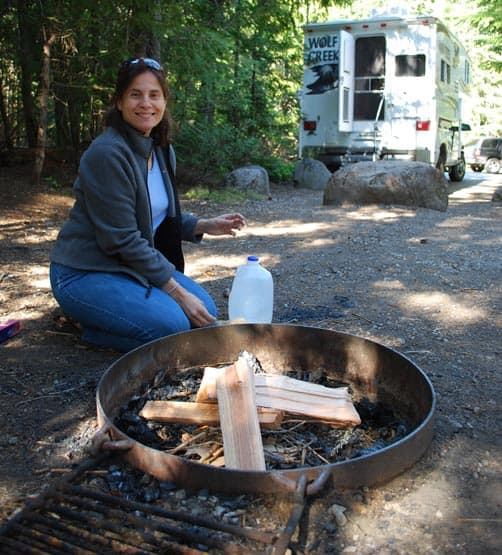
163, 280, 216, 327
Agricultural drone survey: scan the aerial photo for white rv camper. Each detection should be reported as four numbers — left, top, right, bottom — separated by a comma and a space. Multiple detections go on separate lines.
298, 14, 471, 181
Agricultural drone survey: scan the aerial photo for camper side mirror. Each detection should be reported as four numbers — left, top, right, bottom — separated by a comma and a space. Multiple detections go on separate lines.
450, 123, 472, 132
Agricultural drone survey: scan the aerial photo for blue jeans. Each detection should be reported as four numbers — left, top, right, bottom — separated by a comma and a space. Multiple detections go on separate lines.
50, 263, 217, 352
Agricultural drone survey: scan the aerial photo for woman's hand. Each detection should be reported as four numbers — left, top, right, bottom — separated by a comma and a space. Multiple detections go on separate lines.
163, 280, 216, 328
195, 213, 246, 237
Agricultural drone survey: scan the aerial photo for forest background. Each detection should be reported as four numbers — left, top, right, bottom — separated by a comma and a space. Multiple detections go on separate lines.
1, 0, 501, 189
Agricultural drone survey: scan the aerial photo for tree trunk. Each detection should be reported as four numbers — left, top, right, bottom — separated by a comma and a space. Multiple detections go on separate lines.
32, 31, 56, 186
0, 77, 14, 149
136, 0, 162, 61
231, 0, 242, 128
16, 0, 38, 147
54, 87, 71, 149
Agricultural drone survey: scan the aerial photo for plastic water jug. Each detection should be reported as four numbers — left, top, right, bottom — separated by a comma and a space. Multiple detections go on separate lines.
228, 256, 274, 323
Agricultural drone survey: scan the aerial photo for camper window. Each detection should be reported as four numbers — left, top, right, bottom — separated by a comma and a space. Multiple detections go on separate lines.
464, 60, 471, 84
395, 54, 426, 77
440, 60, 451, 83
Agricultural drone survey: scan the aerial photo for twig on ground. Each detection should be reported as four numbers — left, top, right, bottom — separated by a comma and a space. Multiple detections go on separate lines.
350, 312, 373, 323
45, 330, 75, 337
15, 387, 78, 407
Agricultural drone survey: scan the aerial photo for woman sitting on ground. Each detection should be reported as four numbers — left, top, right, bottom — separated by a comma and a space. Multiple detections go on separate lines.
50, 57, 245, 351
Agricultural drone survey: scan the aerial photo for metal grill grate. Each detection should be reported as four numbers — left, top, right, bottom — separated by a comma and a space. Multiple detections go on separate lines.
0, 456, 295, 555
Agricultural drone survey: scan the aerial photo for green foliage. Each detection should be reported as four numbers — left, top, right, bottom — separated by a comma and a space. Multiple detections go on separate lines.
254, 155, 295, 183
451, 0, 502, 135
175, 121, 264, 178
467, 0, 502, 74
44, 176, 61, 189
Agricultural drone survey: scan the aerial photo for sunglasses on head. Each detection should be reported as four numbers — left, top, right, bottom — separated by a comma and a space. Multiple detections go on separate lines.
120, 57, 162, 71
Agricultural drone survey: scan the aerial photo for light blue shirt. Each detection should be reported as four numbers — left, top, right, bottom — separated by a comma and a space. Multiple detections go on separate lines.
147, 151, 169, 232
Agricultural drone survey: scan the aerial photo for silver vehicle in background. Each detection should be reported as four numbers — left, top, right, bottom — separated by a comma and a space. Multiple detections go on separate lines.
464, 137, 502, 173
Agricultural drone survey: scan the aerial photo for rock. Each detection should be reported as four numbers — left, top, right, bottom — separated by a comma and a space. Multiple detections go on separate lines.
174, 489, 187, 501
440, 414, 463, 434
294, 157, 332, 190
323, 160, 449, 211
329, 503, 348, 526
140, 484, 160, 503
224, 165, 270, 197
492, 186, 502, 202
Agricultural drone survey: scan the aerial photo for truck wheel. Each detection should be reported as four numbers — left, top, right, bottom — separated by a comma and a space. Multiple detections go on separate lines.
448, 160, 466, 182
435, 144, 447, 172
485, 158, 501, 174
470, 165, 483, 172
326, 162, 341, 172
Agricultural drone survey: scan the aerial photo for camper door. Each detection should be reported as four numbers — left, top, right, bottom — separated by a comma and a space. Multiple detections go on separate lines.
338, 30, 355, 132
302, 28, 354, 138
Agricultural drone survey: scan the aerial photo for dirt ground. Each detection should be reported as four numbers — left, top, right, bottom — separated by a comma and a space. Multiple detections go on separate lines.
0, 164, 500, 553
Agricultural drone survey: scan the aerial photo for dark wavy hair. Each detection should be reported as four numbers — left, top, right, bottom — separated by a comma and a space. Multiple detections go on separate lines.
104, 58, 175, 147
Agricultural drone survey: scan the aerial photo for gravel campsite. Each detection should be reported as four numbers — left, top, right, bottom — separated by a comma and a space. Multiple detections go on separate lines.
0, 165, 501, 553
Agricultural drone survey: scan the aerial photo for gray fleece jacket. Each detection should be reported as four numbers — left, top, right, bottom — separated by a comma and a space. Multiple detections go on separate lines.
50, 122, 199, 288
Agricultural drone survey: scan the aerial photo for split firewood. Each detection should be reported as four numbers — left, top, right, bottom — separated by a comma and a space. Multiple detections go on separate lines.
215, 357, 266, 471
139, 400, 283, 429
196, 362, 361, 427
195, 366, 225, 403
253, 374, 360, 426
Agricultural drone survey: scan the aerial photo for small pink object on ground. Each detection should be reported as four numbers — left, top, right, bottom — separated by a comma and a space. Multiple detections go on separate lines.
0, 320, 21, 344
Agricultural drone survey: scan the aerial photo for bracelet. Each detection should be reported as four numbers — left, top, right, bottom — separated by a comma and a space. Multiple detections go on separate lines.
166, 281, 180, 295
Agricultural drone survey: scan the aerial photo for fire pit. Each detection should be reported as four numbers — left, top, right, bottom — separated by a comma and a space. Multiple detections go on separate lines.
95, 324, 435, 495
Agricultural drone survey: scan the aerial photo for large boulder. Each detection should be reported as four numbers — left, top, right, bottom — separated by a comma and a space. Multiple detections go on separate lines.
294, 157, 332, 190
323, 161, 449, 211
224, 165, 270, 197
492, 186, 502, 202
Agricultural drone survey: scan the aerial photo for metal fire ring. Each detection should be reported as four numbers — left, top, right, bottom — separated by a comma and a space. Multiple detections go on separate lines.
95, 324, 436, 495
